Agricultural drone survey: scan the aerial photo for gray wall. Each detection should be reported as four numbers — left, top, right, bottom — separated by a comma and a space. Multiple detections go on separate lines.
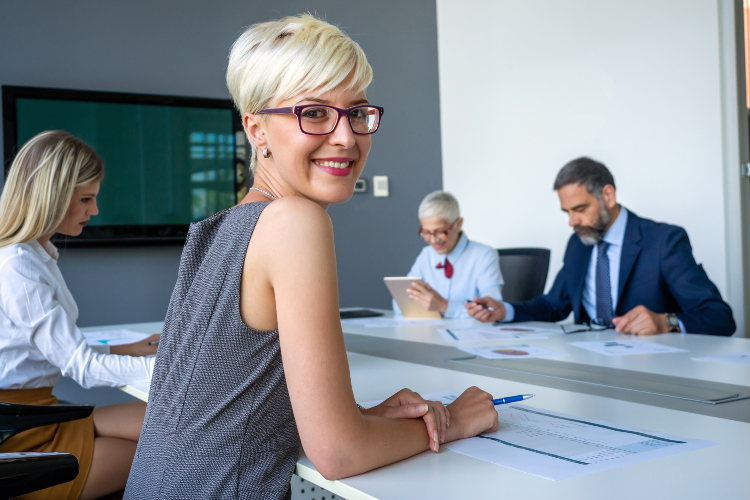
0, 0, 442, 326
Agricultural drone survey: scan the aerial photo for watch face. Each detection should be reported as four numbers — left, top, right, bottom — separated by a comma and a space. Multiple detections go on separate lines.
667, 314, 679, 329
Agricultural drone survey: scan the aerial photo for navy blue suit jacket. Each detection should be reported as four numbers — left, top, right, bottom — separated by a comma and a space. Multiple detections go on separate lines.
511, 211, 736, 336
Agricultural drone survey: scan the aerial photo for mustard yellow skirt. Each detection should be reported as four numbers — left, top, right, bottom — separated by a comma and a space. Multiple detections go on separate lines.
0, 387, 94, 500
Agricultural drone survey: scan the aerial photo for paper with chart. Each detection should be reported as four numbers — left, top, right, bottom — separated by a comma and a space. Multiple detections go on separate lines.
442, 398, 715, 480
83, 329, 151, 346
569, 339, 687, 356
458, 343, 566, 360
438, 324, 559, 342
358, 391, 714, 480
693, 351, 750, 366
341, 317, 445, 328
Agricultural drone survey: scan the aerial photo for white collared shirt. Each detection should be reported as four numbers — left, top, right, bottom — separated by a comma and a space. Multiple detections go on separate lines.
394, 233, 503, 318
580, 207, 629, 320
0, 240, 154, 389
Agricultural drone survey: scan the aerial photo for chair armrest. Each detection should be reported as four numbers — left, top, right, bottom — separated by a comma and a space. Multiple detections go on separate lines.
0, 402, 95, 445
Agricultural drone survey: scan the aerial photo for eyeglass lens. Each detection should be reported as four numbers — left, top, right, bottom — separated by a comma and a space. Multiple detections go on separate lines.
590, 318, 610, 330
299, 106, 380, 134
420, 229, 450, 239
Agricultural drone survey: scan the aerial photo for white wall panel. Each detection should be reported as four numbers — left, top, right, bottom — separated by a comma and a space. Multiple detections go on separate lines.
437, 0, 729, 309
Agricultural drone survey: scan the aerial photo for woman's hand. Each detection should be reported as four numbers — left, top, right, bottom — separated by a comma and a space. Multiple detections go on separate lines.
361, 388, 450, 452
110, 334, 160, 357
407, 282, 448, 313
444, 386, 498, 442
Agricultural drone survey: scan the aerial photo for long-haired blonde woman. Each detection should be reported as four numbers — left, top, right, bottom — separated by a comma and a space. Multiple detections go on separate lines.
0, 130, 159, 499
125, 16, 498, 499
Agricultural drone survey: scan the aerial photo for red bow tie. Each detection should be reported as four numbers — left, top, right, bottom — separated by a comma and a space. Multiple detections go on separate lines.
436, 258, 453, 278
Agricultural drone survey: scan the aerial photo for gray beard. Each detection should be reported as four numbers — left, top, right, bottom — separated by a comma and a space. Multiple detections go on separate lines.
574, 204, 612, 246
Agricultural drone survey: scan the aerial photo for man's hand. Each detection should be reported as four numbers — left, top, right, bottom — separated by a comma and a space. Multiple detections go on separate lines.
445, 386, 498, 442
612, 305, 669, 335
361, 388, 450, 452
407, 282, 448, 313
110, 334, 160, 356
465, 296, 506, 323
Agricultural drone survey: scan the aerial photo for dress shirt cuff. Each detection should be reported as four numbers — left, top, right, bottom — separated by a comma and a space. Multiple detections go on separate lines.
678, 319, 686, 334
89, 344, 111, 355
445, 300, 467, 318
500, 302, 515, 322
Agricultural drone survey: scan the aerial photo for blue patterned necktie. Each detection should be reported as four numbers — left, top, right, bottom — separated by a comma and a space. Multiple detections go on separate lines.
595, 241, 613, 326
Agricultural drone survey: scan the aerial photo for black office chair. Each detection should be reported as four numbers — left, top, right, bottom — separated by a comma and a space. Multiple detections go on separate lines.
0, 401, 94, 499
496, 248, 551, 302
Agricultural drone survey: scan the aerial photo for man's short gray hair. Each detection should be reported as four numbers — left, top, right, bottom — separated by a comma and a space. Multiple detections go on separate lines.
553, 157, 615, 200
418, 190, 460, 222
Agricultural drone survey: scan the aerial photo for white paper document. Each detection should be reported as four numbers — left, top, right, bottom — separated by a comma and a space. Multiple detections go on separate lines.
693, 351, 750, 366
83, 329, 151, 346
569, 339, 687, 356
438, 325, 554, 342
341, 317, 445, 328
444, 399, 715, 480
458, 343, 566, 360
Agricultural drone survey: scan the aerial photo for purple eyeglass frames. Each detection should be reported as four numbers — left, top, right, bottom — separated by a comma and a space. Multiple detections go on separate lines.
257, 104, 384, 135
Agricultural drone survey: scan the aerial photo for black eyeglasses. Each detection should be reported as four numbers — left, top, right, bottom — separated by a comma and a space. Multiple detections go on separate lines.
258, 104, 384, 135
418, 220, 458, 240
560, 318, 611, 333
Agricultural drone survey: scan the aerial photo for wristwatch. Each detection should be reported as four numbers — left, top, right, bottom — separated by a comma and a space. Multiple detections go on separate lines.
665, 313, 681, 333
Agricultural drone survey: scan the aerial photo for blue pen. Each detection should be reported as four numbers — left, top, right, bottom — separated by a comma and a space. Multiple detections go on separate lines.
443, 394, 534, 406
492, 394, 534, 405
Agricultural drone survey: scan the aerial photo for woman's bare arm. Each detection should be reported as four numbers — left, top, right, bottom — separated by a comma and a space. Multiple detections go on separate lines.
241, 197, 497, 479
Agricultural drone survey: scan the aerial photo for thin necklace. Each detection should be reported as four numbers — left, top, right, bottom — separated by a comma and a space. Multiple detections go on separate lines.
248, 187, 277, 200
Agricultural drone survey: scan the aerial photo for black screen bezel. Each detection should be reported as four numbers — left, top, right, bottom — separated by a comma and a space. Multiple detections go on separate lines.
2, 85, 245, 247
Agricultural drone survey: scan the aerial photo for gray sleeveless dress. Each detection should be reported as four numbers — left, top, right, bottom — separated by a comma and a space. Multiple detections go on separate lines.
124, 202, 300, 500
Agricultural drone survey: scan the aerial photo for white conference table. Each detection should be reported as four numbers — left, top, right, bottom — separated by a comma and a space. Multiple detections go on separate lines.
338, 314, 750, 387
84, 319, 750, 499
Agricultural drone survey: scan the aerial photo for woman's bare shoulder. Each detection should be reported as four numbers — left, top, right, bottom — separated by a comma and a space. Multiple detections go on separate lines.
255, 197, 332, 238
247, 197, 334, 263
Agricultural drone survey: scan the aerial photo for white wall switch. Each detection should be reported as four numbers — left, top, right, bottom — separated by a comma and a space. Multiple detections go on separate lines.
354, 178, 367, 193
373, 175, 389, 197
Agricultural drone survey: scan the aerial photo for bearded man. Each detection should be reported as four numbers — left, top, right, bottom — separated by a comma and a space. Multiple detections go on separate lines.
466, 157, 736, 336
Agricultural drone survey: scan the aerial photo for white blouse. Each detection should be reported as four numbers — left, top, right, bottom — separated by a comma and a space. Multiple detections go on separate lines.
0, 240, 154, 389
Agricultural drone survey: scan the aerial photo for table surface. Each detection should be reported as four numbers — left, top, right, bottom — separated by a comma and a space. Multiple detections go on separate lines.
88, 318, 750, 500
338, 314, 750, 387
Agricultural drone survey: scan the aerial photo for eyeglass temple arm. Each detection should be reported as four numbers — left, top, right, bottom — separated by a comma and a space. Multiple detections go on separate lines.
257, 107, 295, 115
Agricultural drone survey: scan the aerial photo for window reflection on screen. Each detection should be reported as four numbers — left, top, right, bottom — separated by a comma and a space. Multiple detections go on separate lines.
16, 98, 237, 226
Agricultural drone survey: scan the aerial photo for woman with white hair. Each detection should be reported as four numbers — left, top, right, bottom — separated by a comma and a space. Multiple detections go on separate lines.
125, 15, 498, 499
395, 190, 503, 318
0, 130, 158, 500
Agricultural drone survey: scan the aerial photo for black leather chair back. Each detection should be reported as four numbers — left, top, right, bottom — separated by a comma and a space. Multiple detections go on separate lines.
496, 248, 551, 303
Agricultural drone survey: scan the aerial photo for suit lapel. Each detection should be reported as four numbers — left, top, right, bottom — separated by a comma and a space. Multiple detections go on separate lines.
617, 212, 643, 309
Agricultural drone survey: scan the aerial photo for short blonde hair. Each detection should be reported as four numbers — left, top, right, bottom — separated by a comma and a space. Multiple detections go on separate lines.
0, 130, 104, 248
226, 14, 373, 172
418, 191, 460, 222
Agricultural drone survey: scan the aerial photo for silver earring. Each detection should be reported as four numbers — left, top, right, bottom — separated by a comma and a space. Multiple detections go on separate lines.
262, 148, 271, 158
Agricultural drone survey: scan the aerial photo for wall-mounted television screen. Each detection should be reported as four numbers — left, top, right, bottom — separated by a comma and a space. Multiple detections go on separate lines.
2, 86, 247, 246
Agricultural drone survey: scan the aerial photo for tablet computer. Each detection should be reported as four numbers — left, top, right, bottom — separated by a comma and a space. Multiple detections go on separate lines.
383, 277, 442, 319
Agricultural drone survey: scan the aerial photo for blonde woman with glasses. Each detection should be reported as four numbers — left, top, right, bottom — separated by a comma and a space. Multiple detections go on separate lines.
0, 130, 159, 499
125, 15, 498, 499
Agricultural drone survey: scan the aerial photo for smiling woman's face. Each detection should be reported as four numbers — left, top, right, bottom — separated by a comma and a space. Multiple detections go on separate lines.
244, 82, 372, 207
55, 181, 100, 237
